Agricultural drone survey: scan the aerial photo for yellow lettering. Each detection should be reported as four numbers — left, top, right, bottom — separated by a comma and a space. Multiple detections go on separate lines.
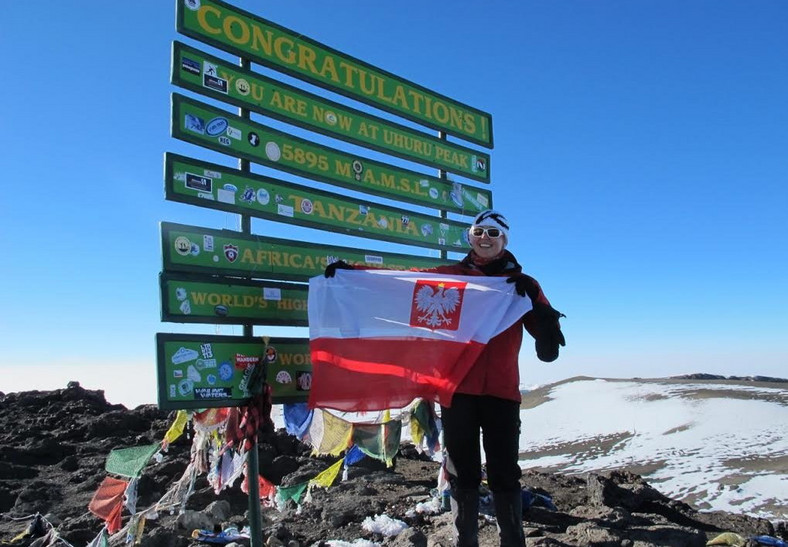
380, 172, 395, 189
196, 6, 222, 35
223, 15, 250, 45
356, 121, 378, 139
336, 113, 352, 131
269, 90, 283, 109
280, 353, 311, 365
334, 160, 351, 178
363, 211, 379, 229
288, 194, 305, 212
318, 56, 339, 82
407, 90, 425, 115
359, 69, 375, 95
312, 200, 326, 218
326, 203, 344, 221
296, 44, 318, 74
250, 26, 273, 54
463, 113, 476, 134
219, 71, 235, 89
449, 107, 463, 132
338, 61, 359, 88
432, 101, 449, 124
274, 36, 296, 64
241, 248, 256, 264
288, 253, 302, 268
402, 220, 419, 236
251, 82, 264, 102
390, 85, 408, 108
281, 95, 306, 117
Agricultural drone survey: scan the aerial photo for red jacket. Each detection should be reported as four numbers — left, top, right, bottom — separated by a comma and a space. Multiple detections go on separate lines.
428, 250, 554, 403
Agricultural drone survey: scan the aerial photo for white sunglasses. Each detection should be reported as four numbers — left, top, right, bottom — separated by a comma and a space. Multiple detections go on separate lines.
470, 226, 503, 238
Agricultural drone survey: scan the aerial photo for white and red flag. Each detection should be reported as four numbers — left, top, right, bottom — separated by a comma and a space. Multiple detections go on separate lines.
307, 269, 532, 411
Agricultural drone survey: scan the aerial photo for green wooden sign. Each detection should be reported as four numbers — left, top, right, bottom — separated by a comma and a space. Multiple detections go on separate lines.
161, 273, 308, 326
175, 0, 493, 147
156, 333, 311, 409
171, 94, 491, 216
165, 153, 472, 252
161, 221, 452, 281
171, 42, 491, 183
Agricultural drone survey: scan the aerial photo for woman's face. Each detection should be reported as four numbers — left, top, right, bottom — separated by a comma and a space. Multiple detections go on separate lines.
469, 225, 506, 259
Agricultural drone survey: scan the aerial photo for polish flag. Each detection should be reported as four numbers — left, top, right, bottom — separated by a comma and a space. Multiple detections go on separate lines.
307, 269, 532, 411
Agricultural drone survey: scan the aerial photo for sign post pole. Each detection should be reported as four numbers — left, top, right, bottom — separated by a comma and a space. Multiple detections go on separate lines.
438, 130, 449, 262
237, 56, 263, 547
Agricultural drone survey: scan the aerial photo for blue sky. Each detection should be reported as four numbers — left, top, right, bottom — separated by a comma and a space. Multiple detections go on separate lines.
1, 1, 785, 407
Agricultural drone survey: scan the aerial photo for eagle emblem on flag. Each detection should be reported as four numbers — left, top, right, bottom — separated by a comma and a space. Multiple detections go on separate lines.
410, 280, 466, 330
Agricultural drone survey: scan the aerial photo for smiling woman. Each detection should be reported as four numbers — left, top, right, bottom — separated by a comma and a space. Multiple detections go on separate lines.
468, 209, 509, 260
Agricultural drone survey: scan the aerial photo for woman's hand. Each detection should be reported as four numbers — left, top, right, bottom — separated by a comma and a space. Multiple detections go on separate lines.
506, 273, 539, 301
324, 260, 354, 277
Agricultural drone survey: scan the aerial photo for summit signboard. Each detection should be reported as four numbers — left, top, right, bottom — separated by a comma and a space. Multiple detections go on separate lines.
171, 42, 491, 182
176, 0, 493, 147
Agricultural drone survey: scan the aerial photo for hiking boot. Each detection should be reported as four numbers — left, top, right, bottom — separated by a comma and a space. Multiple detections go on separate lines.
493, 490, 525, 547
450, 488, 480, 547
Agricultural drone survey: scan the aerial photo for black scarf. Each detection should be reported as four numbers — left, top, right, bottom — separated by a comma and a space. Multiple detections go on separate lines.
460, 249, 522, 276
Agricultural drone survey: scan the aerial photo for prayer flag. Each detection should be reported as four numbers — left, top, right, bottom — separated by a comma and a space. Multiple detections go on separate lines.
105, 444, 160, 478
352, 420, 402, 467
308, 459, 344, 489
88, 476, 128, 533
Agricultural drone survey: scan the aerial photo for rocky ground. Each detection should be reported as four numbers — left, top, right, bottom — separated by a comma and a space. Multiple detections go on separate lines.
1, 383, 785, 547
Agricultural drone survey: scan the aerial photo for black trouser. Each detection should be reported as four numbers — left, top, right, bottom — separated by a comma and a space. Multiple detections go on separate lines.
441, 393, 522, 493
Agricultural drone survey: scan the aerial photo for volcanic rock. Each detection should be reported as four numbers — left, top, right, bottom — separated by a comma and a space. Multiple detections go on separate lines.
0, 385, 784, 546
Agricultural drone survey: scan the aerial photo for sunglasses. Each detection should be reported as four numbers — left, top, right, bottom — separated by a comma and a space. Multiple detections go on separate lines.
470, 226, 503, 238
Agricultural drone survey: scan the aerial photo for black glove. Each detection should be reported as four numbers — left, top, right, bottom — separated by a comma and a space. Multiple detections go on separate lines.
506, 273, 540, 301
532, 302, 566, 362
324, 260, 354, 278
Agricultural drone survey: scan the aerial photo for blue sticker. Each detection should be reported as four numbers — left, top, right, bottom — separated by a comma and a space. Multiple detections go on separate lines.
185, 114, 205, 134
218, 362, 233, 381
206, 374, 217, 385
240, 187, 256, 203
206, 117, 229, 136
181, 57, 201, 75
